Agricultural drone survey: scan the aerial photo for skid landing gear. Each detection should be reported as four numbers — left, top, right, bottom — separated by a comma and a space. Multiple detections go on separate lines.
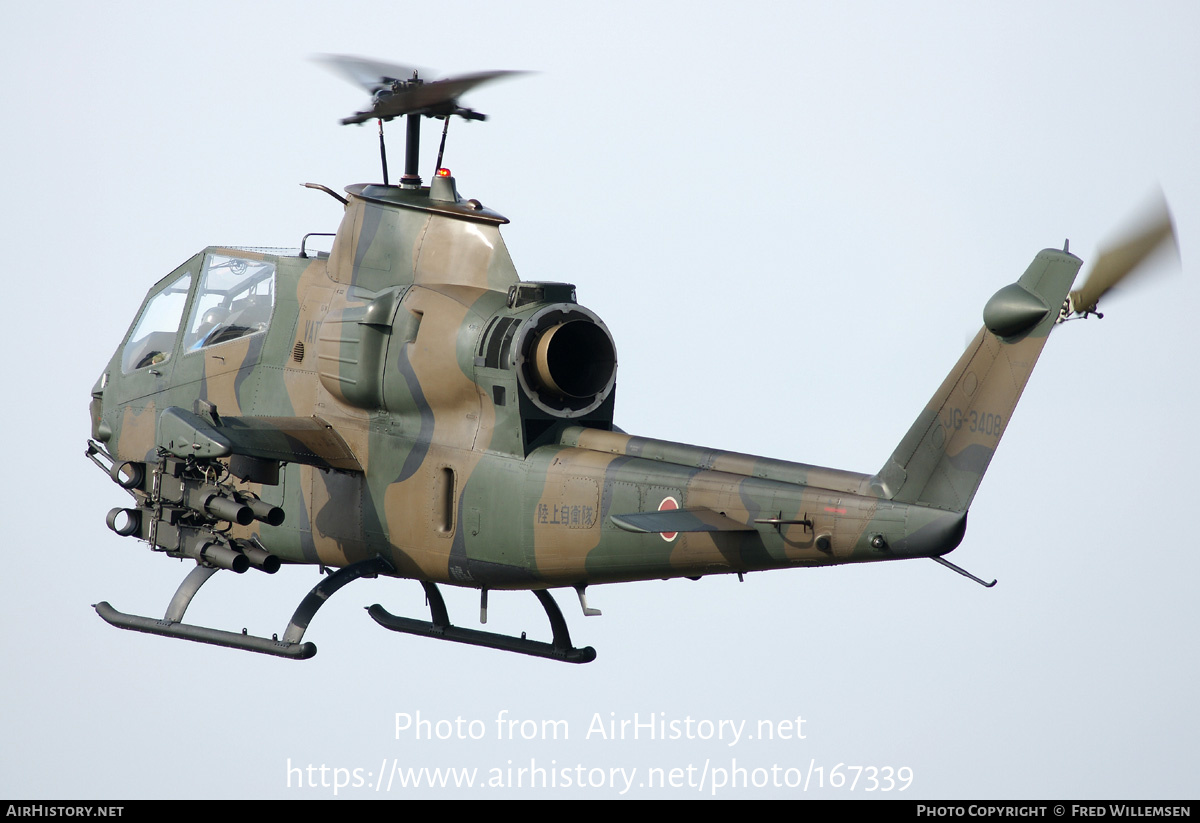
94, 556, 394, 659
368, 582, 597, 664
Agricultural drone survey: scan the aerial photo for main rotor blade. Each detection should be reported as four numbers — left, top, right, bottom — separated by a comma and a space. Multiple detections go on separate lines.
1070, 194, 1178, 315
359, 70, 526, 123
318, 54, 528, 125
315, 54, 432, 93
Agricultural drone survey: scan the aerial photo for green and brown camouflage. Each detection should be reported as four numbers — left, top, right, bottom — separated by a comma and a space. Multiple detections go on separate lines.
86, 158, 1169, 661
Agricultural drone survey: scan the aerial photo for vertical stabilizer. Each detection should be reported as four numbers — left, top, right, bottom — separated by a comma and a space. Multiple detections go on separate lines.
871, 249, 1081, 512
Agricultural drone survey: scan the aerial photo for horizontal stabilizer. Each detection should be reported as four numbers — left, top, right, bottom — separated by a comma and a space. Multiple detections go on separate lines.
610, 508, 755, 534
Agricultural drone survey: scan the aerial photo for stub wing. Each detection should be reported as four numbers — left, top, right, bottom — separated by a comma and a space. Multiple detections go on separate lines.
157, 407, 362, 472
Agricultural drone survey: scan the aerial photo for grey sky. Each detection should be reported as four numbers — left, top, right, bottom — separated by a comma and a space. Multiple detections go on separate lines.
2, 1, 1197, 799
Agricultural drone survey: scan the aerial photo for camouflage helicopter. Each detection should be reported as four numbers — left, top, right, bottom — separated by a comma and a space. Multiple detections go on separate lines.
86, 58, 1177, 663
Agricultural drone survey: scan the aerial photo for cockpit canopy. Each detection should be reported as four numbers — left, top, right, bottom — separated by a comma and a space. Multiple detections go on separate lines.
121, 252, 276, 374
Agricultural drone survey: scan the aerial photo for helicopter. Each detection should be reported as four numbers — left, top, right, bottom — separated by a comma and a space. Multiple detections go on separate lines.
85, 57, 1178, 664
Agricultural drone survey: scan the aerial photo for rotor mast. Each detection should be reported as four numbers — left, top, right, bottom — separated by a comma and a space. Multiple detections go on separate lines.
403, 110, 422, 187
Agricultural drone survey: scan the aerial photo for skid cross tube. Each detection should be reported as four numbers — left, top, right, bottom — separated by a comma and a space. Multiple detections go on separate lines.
95, 556, 394, 659
368, 582, 597, 663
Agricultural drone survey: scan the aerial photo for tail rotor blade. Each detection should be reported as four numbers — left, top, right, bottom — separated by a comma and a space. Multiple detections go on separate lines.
1070, 194, 1178, 315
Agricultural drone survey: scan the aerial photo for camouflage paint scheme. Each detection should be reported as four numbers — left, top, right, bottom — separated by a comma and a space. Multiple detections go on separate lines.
88, 171, 1080, 652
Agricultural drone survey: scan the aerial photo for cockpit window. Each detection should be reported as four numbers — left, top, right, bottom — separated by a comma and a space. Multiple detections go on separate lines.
121, 271, 193, 374
184, 254, 276, 351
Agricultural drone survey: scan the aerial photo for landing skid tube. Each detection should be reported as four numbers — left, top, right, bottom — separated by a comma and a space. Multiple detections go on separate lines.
94, 556, 394, 659
368, 583, 597, 664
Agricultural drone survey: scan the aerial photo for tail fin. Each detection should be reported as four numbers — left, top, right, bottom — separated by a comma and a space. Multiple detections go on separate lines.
870, 248, 1082, 512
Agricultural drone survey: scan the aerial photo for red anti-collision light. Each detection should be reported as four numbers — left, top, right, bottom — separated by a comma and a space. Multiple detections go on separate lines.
436, 167, 451, 177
